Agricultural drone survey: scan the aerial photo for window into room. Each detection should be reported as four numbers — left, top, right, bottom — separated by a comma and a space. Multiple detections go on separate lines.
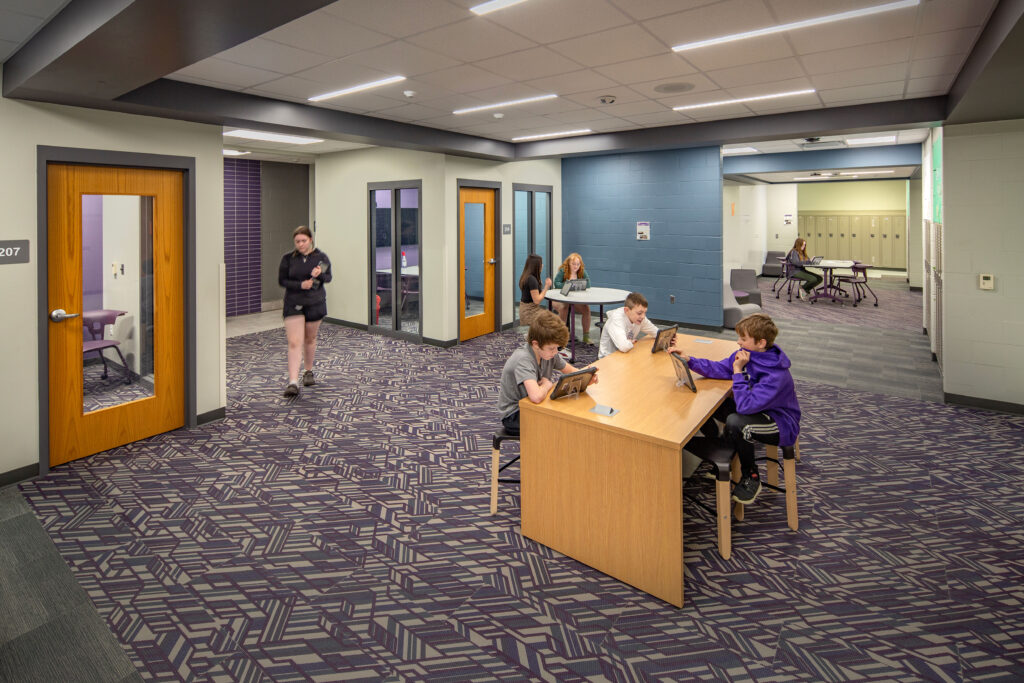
369, 182, 421, 339
512, 184, 553, 323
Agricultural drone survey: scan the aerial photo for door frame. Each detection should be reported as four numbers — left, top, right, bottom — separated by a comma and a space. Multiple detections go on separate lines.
36, 146, 197, 477
366, 180, 423, 343
456, 179, 501, 343
511, 183, 553, 323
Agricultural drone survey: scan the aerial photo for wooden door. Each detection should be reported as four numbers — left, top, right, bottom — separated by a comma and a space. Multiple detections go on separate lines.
47, 164, 184, 467
460, 187, 496, 341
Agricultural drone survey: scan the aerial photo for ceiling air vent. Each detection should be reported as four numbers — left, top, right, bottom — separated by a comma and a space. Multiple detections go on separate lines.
799, 137, 847, 151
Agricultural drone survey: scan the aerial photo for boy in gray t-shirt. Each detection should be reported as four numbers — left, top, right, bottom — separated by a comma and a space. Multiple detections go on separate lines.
498, 310, 595, 435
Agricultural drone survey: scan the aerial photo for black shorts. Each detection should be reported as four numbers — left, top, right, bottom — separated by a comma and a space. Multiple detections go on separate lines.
283, 301, 327, 322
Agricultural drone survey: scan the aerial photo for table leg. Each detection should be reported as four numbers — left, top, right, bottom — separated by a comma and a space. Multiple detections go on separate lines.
568, 308, 577, 363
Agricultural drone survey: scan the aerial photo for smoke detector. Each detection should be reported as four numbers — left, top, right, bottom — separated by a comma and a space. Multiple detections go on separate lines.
598, 95, 617, 105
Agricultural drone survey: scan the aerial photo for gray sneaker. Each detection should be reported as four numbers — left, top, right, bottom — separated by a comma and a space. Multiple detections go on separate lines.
302, 370, 315, 387
732, 476, 762, 505
283, 382, 299, 397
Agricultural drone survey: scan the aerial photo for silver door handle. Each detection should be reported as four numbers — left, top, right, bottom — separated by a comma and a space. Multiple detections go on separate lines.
50, 308, 80, 322
487, 259, 497, 264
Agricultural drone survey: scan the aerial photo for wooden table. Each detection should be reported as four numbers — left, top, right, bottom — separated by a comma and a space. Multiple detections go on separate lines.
520, 334, 737, 607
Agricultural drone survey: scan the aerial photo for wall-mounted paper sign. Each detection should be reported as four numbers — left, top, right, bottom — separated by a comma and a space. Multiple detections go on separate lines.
636, 221, 650, 241
784, 214, 793, 225
0, 240, 29, 264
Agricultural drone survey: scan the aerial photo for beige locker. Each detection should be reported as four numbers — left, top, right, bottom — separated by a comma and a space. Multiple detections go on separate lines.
850, 216, 864, 262
803, 216, 816, 255
880, 216, 894, 267
827, 216, 839, 259
813, 215, 825, 255
868, 216, 881, 266
893, 216, 907, 269
798, 215, 805, 245
838, 216, 851, 260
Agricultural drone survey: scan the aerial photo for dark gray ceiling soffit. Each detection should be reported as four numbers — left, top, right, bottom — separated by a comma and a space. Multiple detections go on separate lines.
115, 79, 516, 160
946, 0, 1024, 124
2, 0, 335, 100
515, 97, 946, 159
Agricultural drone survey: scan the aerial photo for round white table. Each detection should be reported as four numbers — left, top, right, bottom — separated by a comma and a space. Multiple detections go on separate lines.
545, 287, 630, 362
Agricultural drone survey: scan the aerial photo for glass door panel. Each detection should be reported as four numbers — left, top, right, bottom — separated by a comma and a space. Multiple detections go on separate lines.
372, 189, 394, 330
397, 188, 420, 335
514, 191, 529, 313
534, 192, 550, 280
465, 202, 486, 319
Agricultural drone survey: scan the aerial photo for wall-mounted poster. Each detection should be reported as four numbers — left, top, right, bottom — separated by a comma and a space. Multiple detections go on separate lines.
636, 221, 650, 240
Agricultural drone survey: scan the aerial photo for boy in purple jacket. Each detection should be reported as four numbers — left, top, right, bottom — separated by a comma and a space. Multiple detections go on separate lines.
670, 313, 800, 505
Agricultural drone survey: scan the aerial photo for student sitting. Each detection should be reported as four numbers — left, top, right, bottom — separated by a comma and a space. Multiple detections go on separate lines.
598, 291, 659, 359
552, 252, 593, 344
786, 237, 823, 300
670, 312, 800, 505
498, 310, 596, 435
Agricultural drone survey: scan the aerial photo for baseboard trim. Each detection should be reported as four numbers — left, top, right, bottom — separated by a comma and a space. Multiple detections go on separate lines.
197, 407, 226, 425
944, 393, 1024, 415
501, 322, 516, 331
909, 286, 922, 292
0, 463, 38, 488
424, 337, 457, 348
324, 317, 367, 331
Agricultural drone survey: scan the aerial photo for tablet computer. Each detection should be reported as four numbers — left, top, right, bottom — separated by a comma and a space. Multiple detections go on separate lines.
549, 366, 597, 400
651, 325, 677, 353
670, 352, 697, 393
560, 281, 573, 296
810, 255, 823, 265
569, 278, 588, 291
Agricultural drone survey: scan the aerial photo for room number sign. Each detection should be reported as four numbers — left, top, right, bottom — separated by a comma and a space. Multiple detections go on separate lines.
0, 240, 29, 264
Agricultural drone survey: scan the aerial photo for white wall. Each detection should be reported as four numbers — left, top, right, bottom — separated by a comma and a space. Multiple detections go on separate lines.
101, 195, 142, 373
908, 179, 923, 289
766, 184, 798, 252
314, 148, 560, 340
722, 183, 766, 276
942, 120, 1024, 406
0, 73, 225, 478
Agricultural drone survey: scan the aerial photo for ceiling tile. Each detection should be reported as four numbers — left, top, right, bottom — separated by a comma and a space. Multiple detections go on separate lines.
216, 38, 330, 75
548, 24, 667, 67
294, 60, 391, 87
594, 53, 697, 84
799, 39, 912, 75
483, 0, 633, 43
524, 70, 621, 96
407, 18, 536, 62
906, 74, 955, 95
608, 0, 723, 22
642, 0, 776, 47
374, 102, 450, 122
818, 80, 905, 104
168, 73, 247, 92
314, 91, 400, 113
745, 100, 823, 116
681, 35, 794, 72
338, 41, 461, 77
909, 54, 965, 79
1, 0, 66, 18
259, 11, 393, 59
656, 88, 733, 110
630, 73, 719, 99
370, 78, 457, 104
913, 27, 980, 60
622, 110, 688, 126
765, 0, 899, 22
0, 9, 41, 42
918, 0, 996, 34
543, 108, 626, 124
819, 93, 904, 107
0, 38, 18, 62
410, 92, 500, 112
809, 63, 908, 91
785, 12, 916, 55
172, 58, 283, 89
595, 100, 672, 117
563, 85, 646, 108
680, 102, 754, 122
415, 64, 512, 93
725, 78, 816, 100
706, 57, 806, 89
475, 47, 583, 81
322, 0, 471, 38
245, 76, 333, 101
467, 82, 550, 103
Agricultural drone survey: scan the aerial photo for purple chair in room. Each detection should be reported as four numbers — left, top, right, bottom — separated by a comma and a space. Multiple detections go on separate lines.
775, 259, 804, 303
82, 309, 132, 384
834, 264, 878, 307
770, 257, 789, 293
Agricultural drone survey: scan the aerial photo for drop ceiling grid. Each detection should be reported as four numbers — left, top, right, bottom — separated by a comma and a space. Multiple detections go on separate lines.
161, 0, 997, 141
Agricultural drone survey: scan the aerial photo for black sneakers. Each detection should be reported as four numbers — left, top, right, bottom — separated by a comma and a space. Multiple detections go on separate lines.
732, 475, 762, 505
283, 383, 299, 397
302, 370, 316, 387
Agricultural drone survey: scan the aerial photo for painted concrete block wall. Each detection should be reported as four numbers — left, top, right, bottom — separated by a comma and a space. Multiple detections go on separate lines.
562, 148, 722, 326
942, 120, 1024, 407
0, 72, 225, 478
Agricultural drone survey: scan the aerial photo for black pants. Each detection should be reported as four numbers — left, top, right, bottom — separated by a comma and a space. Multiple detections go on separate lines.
501, 411, 520, 436
701, 397, 779, 477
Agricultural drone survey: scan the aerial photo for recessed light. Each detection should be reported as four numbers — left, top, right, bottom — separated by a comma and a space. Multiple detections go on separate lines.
722, 147, 759, 155
512, 129, 592, 142
309, 76, 406, 102
222, 150, 250, 156
224, 130, 324, 145
671, 0, 920, 52
470, 0, 530, 16
673, 89, 815, 111
793, 176, 829, 181
454, 94, 557, 115
839, 170, 896, 175
493, 112, 504, 119
846, 136, 897, 145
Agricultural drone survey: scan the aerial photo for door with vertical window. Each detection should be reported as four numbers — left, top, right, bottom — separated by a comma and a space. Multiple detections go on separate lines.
369, 182, 421, 340
512, 185, 552, 323
47, 164, 184, 467
460, 187, 497, 341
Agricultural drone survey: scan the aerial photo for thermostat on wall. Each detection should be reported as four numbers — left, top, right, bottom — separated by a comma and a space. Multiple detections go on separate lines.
979, 274, 994, 290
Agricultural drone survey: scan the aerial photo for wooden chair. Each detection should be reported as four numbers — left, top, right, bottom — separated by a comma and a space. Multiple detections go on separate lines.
490, 429, 520, 515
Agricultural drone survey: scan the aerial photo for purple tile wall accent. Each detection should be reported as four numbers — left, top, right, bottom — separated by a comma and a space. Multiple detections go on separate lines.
224, 158, 262, 317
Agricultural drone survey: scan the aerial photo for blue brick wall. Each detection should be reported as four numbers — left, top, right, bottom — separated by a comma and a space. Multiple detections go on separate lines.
561, 147, 723, 326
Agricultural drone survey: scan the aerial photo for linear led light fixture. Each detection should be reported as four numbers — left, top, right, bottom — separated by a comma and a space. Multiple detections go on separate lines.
224, 129, 324, 145
846, 135, 897, 145
671, 0, 920, 52
512, 129, 592, 142
470, 0, 530, 15
792, 176, 830, 181
222, 150, 250, 156
722, 147, 759, 155
839, 170, 895, 175
309, 76, 406, 102
674, 89, 815, 111
454, 94, 557, 115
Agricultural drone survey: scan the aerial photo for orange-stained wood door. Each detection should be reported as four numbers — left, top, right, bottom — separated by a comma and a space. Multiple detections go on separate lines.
47, 164, 185, 467
459, 187, 497, 341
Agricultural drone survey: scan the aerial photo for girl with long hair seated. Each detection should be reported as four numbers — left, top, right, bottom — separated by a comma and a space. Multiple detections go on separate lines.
552, 252, 593, 344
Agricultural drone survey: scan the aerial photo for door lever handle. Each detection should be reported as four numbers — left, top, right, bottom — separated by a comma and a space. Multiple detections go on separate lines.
487, 259, 497, 264
50, 308, 80, 322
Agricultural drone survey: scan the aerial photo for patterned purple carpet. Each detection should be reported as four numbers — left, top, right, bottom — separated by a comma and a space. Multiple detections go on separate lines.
759, 275, 924, 332
19, 325, 1024, 681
